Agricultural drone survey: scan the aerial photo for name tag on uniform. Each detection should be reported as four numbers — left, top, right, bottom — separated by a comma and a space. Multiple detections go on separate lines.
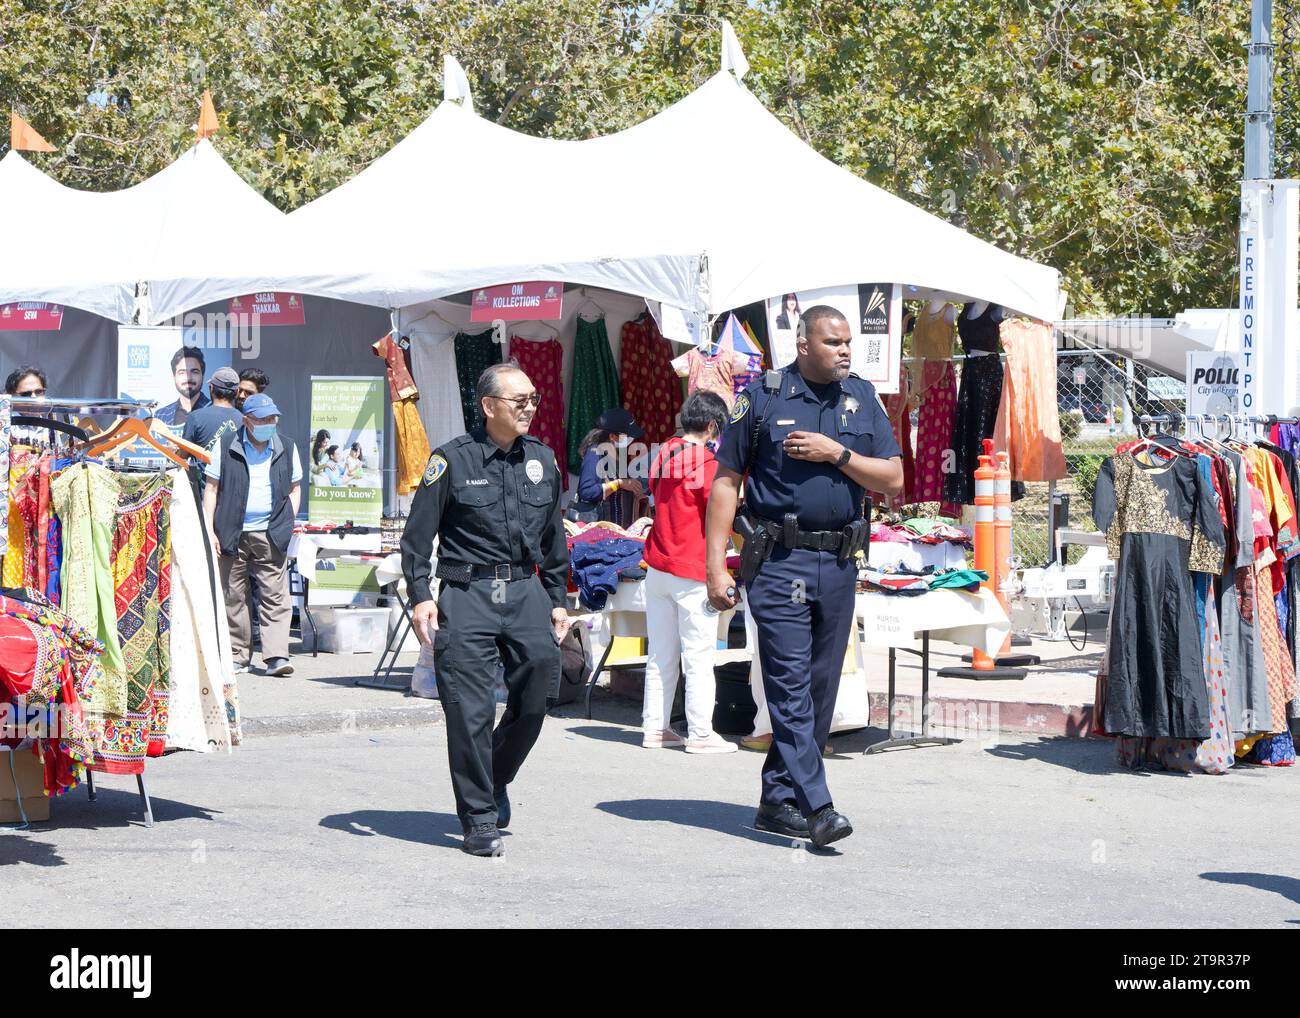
776, 419, 796, 426
466, 478, 489, 487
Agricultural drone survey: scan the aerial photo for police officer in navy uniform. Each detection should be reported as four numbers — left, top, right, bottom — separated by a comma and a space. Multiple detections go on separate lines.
401, 362, 570, 857
706, 305, 903, 849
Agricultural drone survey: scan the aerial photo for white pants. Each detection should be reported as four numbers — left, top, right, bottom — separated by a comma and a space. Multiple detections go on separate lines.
642, 566, 718, 740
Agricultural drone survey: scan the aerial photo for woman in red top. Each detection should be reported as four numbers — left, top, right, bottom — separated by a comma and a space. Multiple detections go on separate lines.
641, 391, 737, 753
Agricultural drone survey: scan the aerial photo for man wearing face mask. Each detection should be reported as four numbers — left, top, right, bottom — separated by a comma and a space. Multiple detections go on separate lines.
204, 392, 303, 677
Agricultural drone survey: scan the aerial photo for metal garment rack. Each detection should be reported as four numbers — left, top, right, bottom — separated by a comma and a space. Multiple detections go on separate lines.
8, 396, 158, 416
7, 395, 161, 827
1134, 412, 1300, 431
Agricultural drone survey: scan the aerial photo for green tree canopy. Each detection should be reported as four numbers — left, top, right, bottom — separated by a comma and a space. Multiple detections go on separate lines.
0, 0, 1255, 316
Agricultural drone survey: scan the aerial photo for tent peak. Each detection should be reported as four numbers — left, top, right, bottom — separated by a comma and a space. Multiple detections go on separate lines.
720, 20, 749, 80
443, 55, 474, 114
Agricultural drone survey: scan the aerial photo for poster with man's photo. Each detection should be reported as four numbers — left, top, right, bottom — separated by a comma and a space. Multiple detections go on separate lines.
764, 284, 901, 393
116, 325, 233, 463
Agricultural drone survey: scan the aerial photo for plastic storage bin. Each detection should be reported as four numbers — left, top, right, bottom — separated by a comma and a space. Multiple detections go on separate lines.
303, 606, 390, 654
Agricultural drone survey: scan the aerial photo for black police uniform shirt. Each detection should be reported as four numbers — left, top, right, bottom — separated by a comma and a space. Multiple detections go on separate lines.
716, 366, 901, 531
400, 428, 569, 607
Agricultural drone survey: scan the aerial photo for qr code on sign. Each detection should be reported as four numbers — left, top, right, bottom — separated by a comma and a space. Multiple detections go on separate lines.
867, 339, 882, 364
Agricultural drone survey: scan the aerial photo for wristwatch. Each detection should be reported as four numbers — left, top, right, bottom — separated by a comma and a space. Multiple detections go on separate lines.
836, 446, 852, 468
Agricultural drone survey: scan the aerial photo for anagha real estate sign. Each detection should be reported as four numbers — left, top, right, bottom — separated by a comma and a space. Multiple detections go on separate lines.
307, 376, 384, 527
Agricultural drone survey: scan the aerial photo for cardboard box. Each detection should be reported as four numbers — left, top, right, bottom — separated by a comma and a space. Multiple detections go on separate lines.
0, 747, 50, 822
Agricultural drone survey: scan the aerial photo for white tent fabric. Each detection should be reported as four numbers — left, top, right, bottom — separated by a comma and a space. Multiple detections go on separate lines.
2, 32, 1059, 327
147, 98, 702, 323
0, 140, 283, 323
144, 62, 1060, 324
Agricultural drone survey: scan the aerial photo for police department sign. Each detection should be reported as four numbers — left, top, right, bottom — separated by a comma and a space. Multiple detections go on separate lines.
1185, 351, 1242, 419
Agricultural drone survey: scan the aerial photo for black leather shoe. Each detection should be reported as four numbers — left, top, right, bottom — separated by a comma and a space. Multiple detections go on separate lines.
754, 801, 810, 839
494, 787, 511, 830
807, 806, 853, 848
462, 823, 504, 857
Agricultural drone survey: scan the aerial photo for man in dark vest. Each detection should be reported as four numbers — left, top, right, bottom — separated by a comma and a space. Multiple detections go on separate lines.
203, 392, 303, 676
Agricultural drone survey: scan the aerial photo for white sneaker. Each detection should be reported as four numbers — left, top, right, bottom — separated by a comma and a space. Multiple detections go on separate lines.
642, 728, 686, 749
685, 732, 738, 755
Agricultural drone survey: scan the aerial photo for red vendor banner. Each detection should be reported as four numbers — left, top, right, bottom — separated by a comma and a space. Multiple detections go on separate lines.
228, 292, 306, 327
0, 302, 63, 331
470, 281, 564, 322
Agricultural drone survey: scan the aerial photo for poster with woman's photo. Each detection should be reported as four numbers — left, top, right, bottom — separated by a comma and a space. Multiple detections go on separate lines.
765, 285, 901, 393
307, 376, 384, 526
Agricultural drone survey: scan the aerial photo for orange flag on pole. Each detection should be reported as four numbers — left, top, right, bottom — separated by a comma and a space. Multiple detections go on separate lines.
10, 112, 55, 152
195, 90, 219, 142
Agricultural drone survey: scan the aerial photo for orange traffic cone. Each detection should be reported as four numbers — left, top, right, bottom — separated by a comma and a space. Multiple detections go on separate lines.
938, 440, 1030, 679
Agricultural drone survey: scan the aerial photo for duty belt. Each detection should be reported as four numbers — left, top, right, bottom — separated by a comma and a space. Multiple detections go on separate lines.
752, 515, 851, 553
436, 560, 535, 583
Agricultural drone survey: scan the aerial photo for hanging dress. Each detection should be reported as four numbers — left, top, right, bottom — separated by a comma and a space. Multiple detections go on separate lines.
1092, 452, 1225, 738
620, 315, 682, 450
52, 461, 126, 719
882, 372, 914, 509
453, 329, 502, 431
566, 316, 621, 471
912, 307, 957, 506
943, 305, 1004, 507
510, 335, 569, 479
96, 471, 173, 773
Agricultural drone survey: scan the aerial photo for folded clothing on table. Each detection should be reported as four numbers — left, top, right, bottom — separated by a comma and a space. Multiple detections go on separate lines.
859, 565, 988, 596
569, 538, 647, 610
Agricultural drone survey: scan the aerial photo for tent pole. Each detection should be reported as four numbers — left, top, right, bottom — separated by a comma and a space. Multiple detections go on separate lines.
386, 308, 400, 517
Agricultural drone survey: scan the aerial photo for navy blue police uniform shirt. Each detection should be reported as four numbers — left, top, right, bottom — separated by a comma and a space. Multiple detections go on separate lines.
716, 367, 901, 531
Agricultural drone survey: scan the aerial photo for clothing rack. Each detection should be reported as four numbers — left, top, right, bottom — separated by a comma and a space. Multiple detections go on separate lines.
1135, 413, 1299, 425
4, 394, 168, 828
8, 396, 157, 415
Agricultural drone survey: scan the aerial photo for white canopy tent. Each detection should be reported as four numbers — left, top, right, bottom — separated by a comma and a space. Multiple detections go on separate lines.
1056, 309, 1241, 379
142, 28, 1061, 326
0, 139, 284, 323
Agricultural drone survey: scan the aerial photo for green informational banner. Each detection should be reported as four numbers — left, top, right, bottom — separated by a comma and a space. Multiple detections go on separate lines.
308, 560, 382, 606
307, 376, 384, 526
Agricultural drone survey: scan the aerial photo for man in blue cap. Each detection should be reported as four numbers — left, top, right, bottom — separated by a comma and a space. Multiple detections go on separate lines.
203, 391, 303, 676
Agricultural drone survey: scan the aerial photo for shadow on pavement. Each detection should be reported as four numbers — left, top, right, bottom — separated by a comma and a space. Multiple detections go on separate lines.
564, 724, 644, 746
319, 809, 468, 851
984, 736, 1119, 774
597, 797, 841, 852
31, 788, 222, 830
1201, 871, 1300, 921
0, 833, 65, 867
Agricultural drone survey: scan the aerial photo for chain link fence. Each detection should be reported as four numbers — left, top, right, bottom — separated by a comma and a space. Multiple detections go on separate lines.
894, 337, 1183, 568
1011, 344, 1185, 567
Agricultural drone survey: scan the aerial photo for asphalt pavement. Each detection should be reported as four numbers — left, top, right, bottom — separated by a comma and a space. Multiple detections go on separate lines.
4, 696, 1299, 928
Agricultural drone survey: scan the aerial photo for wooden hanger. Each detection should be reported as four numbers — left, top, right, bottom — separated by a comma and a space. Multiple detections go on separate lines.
83, 416, 208, 467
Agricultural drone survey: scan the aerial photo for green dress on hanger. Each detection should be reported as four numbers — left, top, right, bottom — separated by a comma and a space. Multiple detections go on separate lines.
566, 317, 621, 470
454, 329, 502, 431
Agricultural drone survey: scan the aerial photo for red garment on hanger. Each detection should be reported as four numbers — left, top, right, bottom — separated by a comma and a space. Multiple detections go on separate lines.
510, 336, 569, 481
621, 316, 682, 449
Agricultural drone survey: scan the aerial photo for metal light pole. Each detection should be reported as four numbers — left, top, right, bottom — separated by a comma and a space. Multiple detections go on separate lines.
1246, 0, 1276, 180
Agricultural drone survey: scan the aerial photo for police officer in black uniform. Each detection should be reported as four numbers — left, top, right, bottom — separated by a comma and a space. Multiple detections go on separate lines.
401, 362, 570, 857
706, 305, 903, 849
